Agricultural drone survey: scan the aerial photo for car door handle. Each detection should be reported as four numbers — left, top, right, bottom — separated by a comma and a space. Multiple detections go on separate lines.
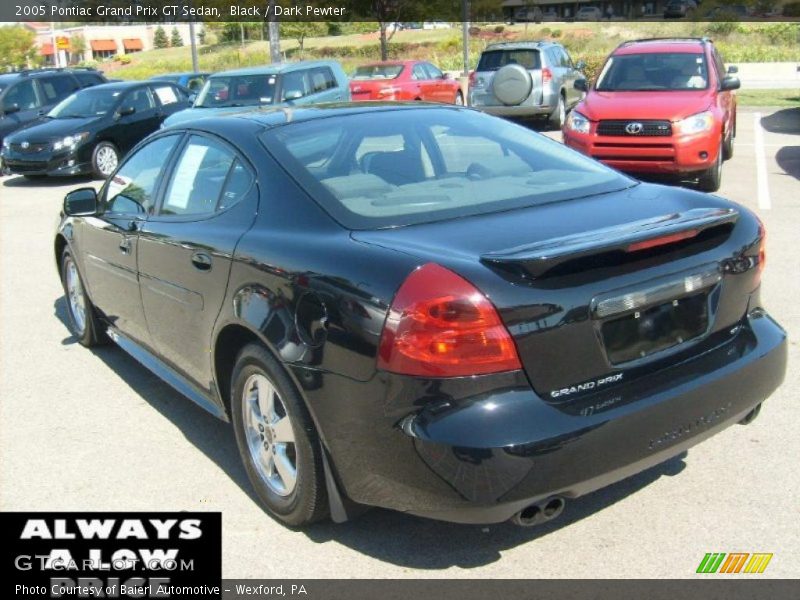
119, 237, 132, 254
191, 252, 212, 271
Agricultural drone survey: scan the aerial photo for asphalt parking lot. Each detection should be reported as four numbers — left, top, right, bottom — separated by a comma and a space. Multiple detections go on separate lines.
1, 107, 798, 578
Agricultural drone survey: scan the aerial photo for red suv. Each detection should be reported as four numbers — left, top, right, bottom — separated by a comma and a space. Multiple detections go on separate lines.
563, 38, 739, 192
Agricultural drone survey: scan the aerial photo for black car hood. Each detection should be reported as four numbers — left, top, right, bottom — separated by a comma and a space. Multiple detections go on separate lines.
8, 116, 103, 143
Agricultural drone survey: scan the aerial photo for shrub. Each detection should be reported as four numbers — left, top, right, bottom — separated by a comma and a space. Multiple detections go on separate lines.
551, 29, 562, 38
494, 25, 505, 34
468, 26, 481, 35
540, 27, 552, 37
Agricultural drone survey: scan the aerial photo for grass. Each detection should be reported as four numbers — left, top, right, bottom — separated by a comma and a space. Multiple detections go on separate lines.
98, 22, 800, 81
735, 88, 800, 108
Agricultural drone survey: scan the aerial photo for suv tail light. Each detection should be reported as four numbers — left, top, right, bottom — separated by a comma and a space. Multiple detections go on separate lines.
378, 263, 522, 377
542, 67, 553, 84
756, 219, 766, 284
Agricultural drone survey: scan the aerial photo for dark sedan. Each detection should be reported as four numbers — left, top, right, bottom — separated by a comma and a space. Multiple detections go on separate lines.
55, 104, 786, 527
2, 81, 191, 179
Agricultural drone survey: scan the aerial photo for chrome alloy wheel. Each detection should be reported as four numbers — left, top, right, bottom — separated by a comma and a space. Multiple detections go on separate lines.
96, 146, 118, 176
242, 373, 298, 496
65, 258, 86, 335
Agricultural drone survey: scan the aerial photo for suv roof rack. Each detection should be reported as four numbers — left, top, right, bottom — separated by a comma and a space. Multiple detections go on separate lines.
619, 37, 712, 47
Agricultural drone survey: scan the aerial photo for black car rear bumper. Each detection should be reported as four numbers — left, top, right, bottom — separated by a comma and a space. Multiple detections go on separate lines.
306, 309, 786, 524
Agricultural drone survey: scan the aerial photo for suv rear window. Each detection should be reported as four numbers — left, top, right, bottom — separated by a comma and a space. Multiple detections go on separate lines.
477, 49, 541, 72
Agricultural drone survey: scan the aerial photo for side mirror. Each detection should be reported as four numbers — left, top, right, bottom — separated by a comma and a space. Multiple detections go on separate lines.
283, 90, 303, 101
3, 102, 21, 115
575, 60, 587, 71
117, 105, 135, 117
721, 76, 741, 91
574, 78, 588, 92
727, 65, 739, 74
441, 72, 450, 80
64, 187, 98, 217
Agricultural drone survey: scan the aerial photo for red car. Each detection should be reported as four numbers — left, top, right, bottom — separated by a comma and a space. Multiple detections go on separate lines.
563, 38, 740, 192
350, 60, 464, 105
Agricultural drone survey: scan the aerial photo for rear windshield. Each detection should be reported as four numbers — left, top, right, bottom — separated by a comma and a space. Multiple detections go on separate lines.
597, 52, 709, 91
195, 74, 277, 108
477, 49, 541, 72
352, 65, 404, 80
260, 108, 632, 229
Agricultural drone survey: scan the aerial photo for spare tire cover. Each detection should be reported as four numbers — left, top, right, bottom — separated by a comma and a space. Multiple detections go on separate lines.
492, 64, 533, 106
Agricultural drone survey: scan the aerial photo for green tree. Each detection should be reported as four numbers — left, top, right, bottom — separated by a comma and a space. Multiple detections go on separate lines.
69, 33, 86, 63
170, 27, 184, 47
280, 22, 326, 57
153, 25, 169, 49
0, 26, 37, 70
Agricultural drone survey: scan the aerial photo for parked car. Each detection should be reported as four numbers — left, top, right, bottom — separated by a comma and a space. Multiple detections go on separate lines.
150, 72, 211, 92
706, 4, 751, 18
563, 38, 739, 192
663, 0, 698, 18
541, 9, 559, 21
469, 41, 586, 128
423, 22, 451, 29
55, 103, 785, 527
350, 61, 463, 104
161, 61, 350, 128
1, 81, 191, 179
0, 68, 107, 148
576, 6, 603, 20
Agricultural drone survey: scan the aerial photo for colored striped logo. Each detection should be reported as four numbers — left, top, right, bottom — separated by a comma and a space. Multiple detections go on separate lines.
696, 552, 773, 574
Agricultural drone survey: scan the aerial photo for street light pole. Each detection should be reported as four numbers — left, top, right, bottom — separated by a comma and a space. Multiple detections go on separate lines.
461, 1, 470, 77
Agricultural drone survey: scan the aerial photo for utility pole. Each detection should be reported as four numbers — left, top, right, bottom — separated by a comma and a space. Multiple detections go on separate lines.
50, 22, 60, 68
268, 0, 281, 63
461, 1, 470, 76
189, 1, 199, 73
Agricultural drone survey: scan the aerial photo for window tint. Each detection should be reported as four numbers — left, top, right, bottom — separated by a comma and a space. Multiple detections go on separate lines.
261, 109, 631, 229
123, 87, 155, 112
105, 135, 180, 215
425, 63, 444, 79
4, 80, 39, 110
477, 49, 541, 72
161, 136, 238, 216
75, 72, 104, 88
412, 64, 428, 80
197, 75, 277, 107
596, 53, 709, 91
280, 70, 310, 100
39, 75, 78, 102
309, 67, 337, 93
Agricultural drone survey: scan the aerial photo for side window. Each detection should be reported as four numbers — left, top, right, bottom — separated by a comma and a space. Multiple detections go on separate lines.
218, 160, 254, 211
412, 64, 429, 81
152, 84, 179, 106
712, 49, 726, 84
75, 72, 104, 88
4, 80, 39, 110
105, 135, 180, 215
425, 63, 443, 79
161, 136, 239, 216
281, 70, 310, 100
39, 75, 78, 103
309, 67, 336, 94
560, 48, 573, 68
122, 87, 155, 113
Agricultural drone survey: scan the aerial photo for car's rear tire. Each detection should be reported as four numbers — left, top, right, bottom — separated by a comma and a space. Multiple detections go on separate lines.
60, 248, 107, 347
231, 343, 329, 527
698, 140, 723, 193
91, 142, 119, 179
549, 93, 566, 130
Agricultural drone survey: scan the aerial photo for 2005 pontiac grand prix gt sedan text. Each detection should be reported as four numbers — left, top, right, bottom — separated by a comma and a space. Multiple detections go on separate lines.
54, 104, 786, 527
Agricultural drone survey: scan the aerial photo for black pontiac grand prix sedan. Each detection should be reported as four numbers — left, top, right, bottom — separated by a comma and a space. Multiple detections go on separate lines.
55, 104, 786, 527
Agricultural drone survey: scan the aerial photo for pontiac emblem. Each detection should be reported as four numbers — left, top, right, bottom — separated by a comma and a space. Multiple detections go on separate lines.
20, 141, 29, 149
625, 122, 644, 135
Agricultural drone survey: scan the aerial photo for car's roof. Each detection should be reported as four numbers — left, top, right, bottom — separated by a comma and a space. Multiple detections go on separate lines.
359, 60, 415, 67
83, 81, 150, 92
483, 41, 557, 51
211, 60, 340, 78
0, 69, 98, 83
171, 102, 460, 132
615, 39, 706, 55
152, 72, 210, 78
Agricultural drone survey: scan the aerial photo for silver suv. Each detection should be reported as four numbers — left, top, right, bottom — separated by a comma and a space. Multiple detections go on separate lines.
469, 41, 585, 128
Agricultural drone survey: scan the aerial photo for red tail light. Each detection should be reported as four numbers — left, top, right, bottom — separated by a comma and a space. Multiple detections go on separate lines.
378, 263, 522, 377
626, 229, 699, 253
468, 70, 476, 87
542, 68, 553, 84
756, 219, 766, 283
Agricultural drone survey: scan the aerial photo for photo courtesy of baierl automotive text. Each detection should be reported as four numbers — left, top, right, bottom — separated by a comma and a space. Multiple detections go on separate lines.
0, 0, 798, 596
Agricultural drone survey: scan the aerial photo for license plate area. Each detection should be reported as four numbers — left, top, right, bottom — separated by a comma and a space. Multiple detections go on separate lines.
601, 292, 709, 365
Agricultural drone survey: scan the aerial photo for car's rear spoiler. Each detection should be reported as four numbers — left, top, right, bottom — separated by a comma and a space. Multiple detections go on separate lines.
480, 207, 739, 278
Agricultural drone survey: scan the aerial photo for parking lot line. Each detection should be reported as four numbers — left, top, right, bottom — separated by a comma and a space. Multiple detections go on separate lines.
754, 112, 771, 210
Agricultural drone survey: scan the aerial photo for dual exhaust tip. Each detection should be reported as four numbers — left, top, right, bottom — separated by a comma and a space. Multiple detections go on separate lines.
510, 496, 565, 527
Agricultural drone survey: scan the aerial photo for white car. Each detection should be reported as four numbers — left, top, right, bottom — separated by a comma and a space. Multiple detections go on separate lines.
423, 22, 451, 30
576, 6, 603, 20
